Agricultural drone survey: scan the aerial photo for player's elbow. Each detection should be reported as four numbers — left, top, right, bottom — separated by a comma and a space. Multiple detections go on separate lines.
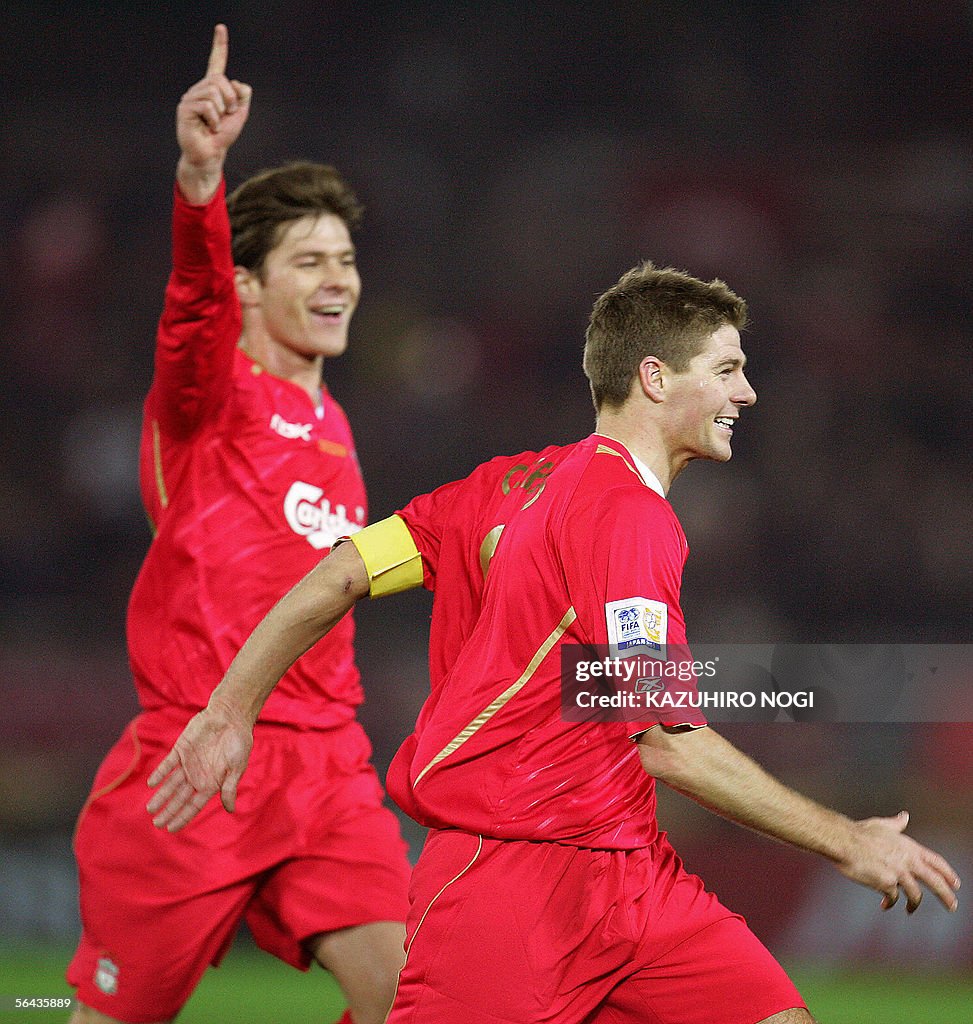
329, 538, 371, 602
637, 744, 685, 784
636, 725, 706, 785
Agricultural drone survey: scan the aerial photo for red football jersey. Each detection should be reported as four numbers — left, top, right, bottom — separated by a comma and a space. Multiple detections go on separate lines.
396, 443, 567, 689
390, 434, 705, 848
127, 182, 366, 727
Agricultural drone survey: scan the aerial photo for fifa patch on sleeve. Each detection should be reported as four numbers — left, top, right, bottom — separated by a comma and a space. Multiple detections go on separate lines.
606, 597, 667, 659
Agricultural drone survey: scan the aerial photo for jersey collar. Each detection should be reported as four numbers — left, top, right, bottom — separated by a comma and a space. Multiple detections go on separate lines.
593, 434, 666, 499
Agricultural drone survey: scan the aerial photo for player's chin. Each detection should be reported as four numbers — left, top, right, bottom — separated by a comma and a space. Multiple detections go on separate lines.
714, 425, 737, 454
708, 439, 734, 462
310, 335, 350, 359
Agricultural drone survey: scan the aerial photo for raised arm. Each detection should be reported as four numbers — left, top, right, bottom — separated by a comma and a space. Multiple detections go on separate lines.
149, 25, 255, 446
637, 725, 961, 914
176, 23, 252, 204
146, 541, 370, 831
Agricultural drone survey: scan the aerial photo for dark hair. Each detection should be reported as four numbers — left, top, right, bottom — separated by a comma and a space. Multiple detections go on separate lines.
227, 161, 363, 272
583, 260, 748, 410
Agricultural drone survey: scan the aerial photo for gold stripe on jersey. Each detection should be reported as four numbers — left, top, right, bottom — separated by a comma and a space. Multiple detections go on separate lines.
478, 524, 505, 579
595, 443, 643, 483
350, 515, 424, 598
414, 606, 578, 786
152, 419, 170, 510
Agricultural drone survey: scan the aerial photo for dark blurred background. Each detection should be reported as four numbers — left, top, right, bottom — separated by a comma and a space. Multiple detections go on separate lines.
1, 0, 970, 970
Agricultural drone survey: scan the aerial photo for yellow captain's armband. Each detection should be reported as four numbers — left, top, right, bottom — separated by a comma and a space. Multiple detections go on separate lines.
349, 515, 424, 598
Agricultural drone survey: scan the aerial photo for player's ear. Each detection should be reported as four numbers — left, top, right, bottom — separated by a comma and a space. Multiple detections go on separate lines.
637, 356, 666, 403
234, 266, 260, 307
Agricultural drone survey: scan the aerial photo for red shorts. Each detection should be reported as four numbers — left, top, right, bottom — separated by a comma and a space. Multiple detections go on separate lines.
388, 829, 805, 1024
67, 708, 411, 1023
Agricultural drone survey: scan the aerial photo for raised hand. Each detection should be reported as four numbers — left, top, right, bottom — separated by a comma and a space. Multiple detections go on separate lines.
146, 700, 255, 832
176, 24, 252, 202
837, 811, 961, 914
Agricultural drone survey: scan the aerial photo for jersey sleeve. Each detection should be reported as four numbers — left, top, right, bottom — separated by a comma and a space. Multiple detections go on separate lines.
395, 452, 529, 591
567, 486, 686, 635
149, 179, 241, 439
566, 485, 706, 732
394, 475, 474, 590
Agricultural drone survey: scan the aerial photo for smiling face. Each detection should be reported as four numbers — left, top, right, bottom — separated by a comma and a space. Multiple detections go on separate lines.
659, 323, 757, 467
237, 212, 361, 378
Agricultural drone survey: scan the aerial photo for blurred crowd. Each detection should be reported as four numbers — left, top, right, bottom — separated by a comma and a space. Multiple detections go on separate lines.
1, 1, 970, 957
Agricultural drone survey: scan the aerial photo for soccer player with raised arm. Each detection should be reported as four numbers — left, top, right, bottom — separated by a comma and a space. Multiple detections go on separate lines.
148, 263, 961, 1024
67, 25, 410, 1024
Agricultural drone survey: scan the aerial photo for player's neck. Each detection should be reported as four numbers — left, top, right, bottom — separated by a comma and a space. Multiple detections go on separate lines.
594, 410, 676, 495
238, 333, 324, 404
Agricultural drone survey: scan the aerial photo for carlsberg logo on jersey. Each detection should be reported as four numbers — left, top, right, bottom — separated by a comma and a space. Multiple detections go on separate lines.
284, 481, 364, 550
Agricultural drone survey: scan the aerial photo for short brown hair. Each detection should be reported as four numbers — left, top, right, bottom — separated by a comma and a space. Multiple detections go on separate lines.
582, 261, 748, 411
227, 161, 363, 272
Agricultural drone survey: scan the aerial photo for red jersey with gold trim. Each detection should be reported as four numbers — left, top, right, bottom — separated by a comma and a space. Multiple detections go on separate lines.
396, 444, 566, 689
128, 182, 365, 726
390, 434, 705, 848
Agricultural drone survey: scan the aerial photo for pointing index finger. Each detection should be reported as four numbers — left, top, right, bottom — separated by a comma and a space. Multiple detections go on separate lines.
206, 23, 229, 77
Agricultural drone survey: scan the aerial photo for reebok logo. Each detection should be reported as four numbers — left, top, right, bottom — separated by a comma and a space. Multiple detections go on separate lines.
270, 413, 312, 442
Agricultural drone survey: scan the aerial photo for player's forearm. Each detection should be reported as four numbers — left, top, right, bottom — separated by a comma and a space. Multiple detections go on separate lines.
153, 173, 239, 434
176, 154, 224, 206
638, 726, 858, 864
208, 542, 370, 726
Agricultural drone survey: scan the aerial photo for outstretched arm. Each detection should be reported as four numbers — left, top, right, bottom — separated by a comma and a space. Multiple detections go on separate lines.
176, 23, 252, 204
637, 725, 961, 913
147, 541, 370, 831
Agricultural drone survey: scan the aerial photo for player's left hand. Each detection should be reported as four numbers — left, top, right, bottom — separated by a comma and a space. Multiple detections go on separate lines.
177, 23, 252, 171
838, 811, 961, 914
146, 700, 254, 832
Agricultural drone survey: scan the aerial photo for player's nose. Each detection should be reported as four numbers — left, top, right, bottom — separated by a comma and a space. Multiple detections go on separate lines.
735, 373, 756, 407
